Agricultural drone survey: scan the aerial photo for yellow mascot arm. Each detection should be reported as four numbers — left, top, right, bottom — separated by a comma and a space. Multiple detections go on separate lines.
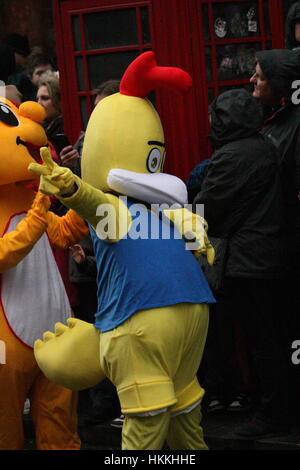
163, 208, 215, 264
58, 180, 130, 242
0, 192, 50, 273
29, 147, 131, 242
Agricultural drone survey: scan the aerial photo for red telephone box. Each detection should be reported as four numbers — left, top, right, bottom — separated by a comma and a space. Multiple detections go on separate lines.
53, 0, 287, 181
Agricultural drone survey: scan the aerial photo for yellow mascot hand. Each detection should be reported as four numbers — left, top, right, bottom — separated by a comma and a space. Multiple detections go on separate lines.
28, 146, 76, 197
163, 208, 215, 264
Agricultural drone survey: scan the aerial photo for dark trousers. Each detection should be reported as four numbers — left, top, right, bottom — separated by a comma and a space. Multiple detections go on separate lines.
226, 278, 289, 424
200, 298, 247, 404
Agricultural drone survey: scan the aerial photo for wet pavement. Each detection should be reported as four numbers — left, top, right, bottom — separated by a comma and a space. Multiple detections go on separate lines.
23, 408, 300, 451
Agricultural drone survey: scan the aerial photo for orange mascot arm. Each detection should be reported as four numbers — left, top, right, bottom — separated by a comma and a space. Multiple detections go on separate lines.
0, 192, 50, 273
46, 209, 88, 249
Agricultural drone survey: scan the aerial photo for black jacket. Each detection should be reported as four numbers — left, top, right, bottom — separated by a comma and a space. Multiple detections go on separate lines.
258, 49, 300, 266
194, 89, 287, 279
285, 2, 300, 49
262, 103, 300, 224
0, 42, 16, 83
7, 71, 37, 102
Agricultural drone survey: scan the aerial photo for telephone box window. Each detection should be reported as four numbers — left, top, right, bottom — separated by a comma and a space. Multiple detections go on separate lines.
84, 9, 138, 49
208, 87, 215, 104
87, 51, 139, 89
79, 96, 89, 130
263, 0, 271, 36
141, 6, 151, 43
217, 42, 259, 80
75, 56, 85, 91
202, 4, 210, 40
213, 2, 260, 40
72, 16, 81, 51
205, 46, 213, 81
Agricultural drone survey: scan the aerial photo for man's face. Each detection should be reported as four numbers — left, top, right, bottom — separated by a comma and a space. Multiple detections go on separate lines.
30, 64, 53, 86
295, 22, 300, 42
250, 62, 275, 105
94, 93, 105, 107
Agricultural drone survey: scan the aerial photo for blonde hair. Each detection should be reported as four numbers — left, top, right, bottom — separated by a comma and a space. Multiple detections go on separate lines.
38, 70, 61, 113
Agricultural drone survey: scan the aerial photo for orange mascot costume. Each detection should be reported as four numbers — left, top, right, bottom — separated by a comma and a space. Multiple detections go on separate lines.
0, 94, 87, 450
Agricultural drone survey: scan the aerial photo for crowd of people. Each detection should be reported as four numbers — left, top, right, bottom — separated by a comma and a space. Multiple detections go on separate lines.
188, 7, 300, 438
0, 1, 299, 449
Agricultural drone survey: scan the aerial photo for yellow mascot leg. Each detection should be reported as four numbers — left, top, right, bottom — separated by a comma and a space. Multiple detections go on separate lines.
103, 303, 209, 450
121, 405, 207, 450
122, 412, 171, 450
167, 405, 208, 450
30, 372, 80, 450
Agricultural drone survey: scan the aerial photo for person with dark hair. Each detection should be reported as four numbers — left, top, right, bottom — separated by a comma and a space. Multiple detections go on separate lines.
67, 79, 121, 169
0, 42, 16, 83
0, 33, 30, 85
194, 89, 288, 437
285, 1, 300, 49
250, 48, 300, 428
8, 47, 54, 102
93, 79, 120, 106
2, 33, 30, 69
250, 50, 300, 263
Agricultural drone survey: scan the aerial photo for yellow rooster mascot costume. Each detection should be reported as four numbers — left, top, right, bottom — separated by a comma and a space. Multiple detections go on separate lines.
30, 52, 215, 450
0, 92, 88, 450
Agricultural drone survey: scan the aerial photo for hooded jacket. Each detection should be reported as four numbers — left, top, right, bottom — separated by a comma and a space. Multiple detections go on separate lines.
285, 2, 300, 49
258, 49, 300, 266
256, 49, 300, 101
194, 89, 286, 279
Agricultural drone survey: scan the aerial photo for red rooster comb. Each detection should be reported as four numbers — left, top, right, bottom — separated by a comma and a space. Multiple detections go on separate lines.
120, 51, 193, 98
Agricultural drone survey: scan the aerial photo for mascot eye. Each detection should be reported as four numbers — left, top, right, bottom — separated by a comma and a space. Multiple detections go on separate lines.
147, 148, 161, 173
0, 104, 19, 127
